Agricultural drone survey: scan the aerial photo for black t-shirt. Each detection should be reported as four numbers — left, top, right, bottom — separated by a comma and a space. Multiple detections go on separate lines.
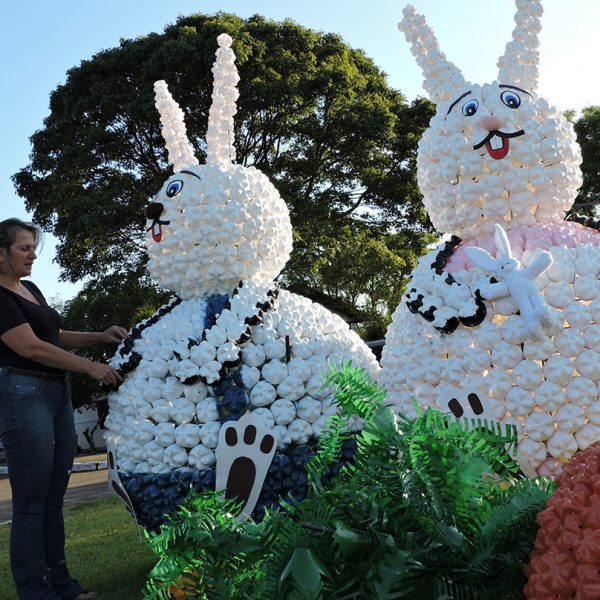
0, 280, 64, 374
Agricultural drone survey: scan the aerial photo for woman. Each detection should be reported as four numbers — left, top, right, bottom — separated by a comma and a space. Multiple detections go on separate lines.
0, 218, 127, 600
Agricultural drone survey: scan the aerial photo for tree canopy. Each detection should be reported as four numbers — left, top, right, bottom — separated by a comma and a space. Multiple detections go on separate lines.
14, 12, 434, 338
573, 106, 600, 215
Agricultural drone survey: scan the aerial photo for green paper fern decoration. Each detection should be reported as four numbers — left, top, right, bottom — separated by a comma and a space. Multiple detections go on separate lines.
143, 365, 554, 600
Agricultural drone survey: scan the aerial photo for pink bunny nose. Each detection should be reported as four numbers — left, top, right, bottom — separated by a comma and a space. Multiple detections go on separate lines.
478, 114, 506, 131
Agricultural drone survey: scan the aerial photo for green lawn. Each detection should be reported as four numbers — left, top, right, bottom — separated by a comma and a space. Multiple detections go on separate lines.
0, 498, 156, 600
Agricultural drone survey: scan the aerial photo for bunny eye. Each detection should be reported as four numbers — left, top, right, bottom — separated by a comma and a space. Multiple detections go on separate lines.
462, 99, 479, 117
166, 180, 184, 198
501, 90, 521, 109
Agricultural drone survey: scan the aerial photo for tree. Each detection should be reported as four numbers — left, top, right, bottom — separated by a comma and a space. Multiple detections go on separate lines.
13, 12, 434, 333
573, 106, 600, 215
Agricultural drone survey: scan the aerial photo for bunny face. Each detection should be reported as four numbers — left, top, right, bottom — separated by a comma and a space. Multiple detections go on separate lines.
399, 2, 583, 240
146, 163, 292, 299
148, 35, 292, 299
498, 256, 519, 274
418, 81, 582, 239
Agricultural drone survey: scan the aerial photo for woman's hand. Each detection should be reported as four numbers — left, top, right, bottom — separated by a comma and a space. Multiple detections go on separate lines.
86, 362, 123, 387
99, 326, 129, 344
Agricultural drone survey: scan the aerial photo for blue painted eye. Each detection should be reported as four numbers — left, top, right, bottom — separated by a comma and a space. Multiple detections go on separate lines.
166, 180, 183, 198
462, 99, 479, 117
501, 90, 521, 109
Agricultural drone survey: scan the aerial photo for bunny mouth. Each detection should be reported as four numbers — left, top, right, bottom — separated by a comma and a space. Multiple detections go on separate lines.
473, 129, 525, 160
147, 219, 170, 243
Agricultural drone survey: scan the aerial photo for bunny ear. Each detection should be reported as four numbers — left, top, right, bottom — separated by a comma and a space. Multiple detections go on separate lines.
154, 80, 199, 172
465, 246, 499, 273
493, 224, 512, 258
497, 0, 543, 92
398, 4, 466, 105
206, 33, 239, 165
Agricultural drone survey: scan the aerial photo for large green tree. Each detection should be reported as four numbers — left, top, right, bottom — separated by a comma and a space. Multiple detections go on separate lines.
573, 106, 600, 215
14, 12, 434, 336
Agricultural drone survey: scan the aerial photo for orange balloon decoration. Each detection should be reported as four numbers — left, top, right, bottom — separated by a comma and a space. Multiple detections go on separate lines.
524, 442, 600, 599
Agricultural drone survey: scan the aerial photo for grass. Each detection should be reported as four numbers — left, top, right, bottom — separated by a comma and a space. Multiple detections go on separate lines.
0, 497, 156, 600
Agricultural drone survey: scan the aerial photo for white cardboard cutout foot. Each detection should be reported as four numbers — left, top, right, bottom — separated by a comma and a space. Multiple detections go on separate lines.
106, 440, 142, 536
215, 412, 277, 521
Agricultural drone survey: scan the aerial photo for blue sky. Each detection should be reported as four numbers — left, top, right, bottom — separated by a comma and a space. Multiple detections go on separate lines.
2, 0, 599, 303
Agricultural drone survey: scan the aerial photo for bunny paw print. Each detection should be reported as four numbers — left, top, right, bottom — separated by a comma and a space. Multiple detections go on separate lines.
215, 413, 277, 520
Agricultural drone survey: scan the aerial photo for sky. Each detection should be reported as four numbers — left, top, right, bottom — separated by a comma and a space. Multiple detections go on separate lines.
1, 0, 599, 303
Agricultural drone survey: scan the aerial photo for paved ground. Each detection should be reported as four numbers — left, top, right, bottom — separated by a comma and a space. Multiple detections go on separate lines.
0, 454, 112, 523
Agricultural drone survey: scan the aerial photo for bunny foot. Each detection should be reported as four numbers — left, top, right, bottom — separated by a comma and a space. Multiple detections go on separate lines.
215, 413, 277, 520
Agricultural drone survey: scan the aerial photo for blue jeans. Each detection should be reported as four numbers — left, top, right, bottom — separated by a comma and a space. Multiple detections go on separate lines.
0, 368, 85, 600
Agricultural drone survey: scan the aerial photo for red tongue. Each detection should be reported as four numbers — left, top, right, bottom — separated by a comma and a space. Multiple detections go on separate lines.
485, 137, 509, 160
152, 223, 163, 243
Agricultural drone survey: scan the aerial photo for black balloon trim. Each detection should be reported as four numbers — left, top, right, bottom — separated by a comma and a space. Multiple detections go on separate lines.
406, 235, 491, 335
103, 296, 183, 390
567, 213, 600, 231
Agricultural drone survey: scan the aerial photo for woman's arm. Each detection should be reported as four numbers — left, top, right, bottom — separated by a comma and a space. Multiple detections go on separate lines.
2, 323, 122, 385
59, 326, 129, 350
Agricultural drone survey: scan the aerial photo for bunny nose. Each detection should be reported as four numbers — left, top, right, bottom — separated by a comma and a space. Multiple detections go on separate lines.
146, 202, 164, 220
478, 115, 506, 131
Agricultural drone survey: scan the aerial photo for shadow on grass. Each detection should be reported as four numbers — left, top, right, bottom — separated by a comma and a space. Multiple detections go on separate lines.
0, 497, 156, 600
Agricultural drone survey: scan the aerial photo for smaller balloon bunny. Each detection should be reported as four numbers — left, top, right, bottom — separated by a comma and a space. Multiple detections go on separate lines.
465, 224, 555, 338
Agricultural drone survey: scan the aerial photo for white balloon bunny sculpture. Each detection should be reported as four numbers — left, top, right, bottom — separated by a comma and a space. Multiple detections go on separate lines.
382, 1, 600, 477
104, 34, 379, 529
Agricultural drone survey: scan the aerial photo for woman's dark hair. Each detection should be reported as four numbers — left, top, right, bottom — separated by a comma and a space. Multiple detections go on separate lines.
0, 218, 43, 259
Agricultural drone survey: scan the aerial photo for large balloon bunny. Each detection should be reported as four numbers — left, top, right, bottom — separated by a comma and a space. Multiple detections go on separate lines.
104, 34, 379, 529
382, 1, 600, 477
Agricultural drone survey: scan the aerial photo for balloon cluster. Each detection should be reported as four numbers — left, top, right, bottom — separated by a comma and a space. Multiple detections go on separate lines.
524, 442, 600, 599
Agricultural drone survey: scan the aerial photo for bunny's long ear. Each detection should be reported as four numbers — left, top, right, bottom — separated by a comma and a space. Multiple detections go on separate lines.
398, 4, 466, 105
206, 33, 239, 165
465, 247, 499, 274
493, 224, 512, 259
497, 0, 543, 92
154, 80, 199, 172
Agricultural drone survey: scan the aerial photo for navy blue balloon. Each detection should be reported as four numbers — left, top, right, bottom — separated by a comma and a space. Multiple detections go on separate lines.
222, 386, 248, 415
